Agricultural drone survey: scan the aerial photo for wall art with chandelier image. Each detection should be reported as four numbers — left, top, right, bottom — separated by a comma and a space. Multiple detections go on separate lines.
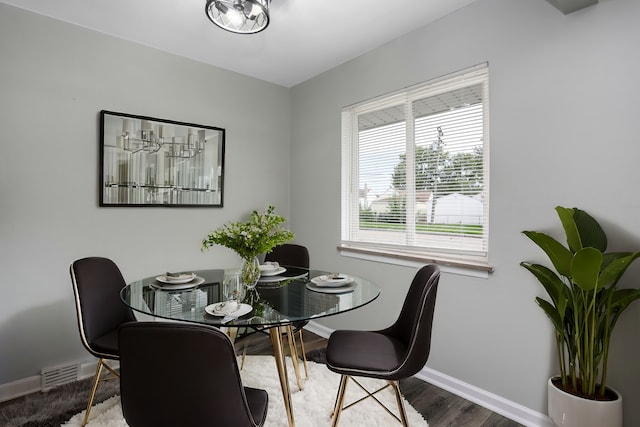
99, 110, 225, 207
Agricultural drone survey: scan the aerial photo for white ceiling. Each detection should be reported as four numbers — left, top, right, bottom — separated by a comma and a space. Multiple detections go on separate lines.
1, 0, 479, 87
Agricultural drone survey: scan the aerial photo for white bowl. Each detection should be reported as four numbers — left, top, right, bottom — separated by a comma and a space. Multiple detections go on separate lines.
163, 272, 196, 283
259, 262, 279, 272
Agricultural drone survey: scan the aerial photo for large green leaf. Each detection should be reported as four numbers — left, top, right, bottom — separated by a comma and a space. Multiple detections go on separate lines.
536, 297, 565, 333
610, 288, 640, 313
571, 247, 602, 291
556, 206, 582, 253
521, 262, 568, 315
598, 252, 640, 288
573, 208, 607, 252
522, 231, 572, 277
601, 252, 624, 269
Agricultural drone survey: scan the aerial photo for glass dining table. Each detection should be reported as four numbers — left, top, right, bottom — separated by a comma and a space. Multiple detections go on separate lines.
120, 267, 380, 427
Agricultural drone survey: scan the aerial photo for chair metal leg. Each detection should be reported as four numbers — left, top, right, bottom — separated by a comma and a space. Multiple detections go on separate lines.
331, 375, 349, 427
82, 359, 103, 426
346, 378, 396, 420
389, 380, 410, 427
81, 358, 120, 426
331, 376, 409, 426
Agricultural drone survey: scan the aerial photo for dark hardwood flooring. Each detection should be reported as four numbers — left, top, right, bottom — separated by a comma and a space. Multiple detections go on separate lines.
243, 329, 524, 427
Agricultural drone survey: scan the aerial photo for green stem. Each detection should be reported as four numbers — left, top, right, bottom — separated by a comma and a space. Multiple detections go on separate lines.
556, 333, 566, 386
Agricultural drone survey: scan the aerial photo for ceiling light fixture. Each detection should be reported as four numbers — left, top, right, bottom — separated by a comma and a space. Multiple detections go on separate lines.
205, 0, 270, 34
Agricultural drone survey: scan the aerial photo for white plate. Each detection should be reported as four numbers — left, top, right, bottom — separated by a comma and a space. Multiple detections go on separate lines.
155, 273, 196, 284
205, 302, 253, 318
311, 274, 354, 287
260, 267, 287, 277
306, 282, 357, 293
150, 276, 205, 290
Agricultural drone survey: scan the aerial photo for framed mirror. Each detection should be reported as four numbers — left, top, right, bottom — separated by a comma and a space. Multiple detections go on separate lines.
99, 110, 225, 207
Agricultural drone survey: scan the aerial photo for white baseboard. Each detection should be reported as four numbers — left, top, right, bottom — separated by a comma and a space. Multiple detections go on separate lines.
305, 321, 552, 427
304, 320, 333, 339
0, 358, 118, 403
415, 367, 552, 427
0, 375, 40, 403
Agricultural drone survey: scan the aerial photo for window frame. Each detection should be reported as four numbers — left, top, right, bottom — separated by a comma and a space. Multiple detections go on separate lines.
340, 64, 492, 274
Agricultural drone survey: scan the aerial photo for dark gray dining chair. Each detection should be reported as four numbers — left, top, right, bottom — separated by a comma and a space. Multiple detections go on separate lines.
119, 322, 269, 427
265, 243, 310, 271
70, 257, 137, 426
264, 243, 311, 377
325, 264, 440, 427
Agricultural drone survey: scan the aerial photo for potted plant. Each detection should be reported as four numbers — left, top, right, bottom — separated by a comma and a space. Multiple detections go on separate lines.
202, 205, 294, 288
521, 206, 640, 427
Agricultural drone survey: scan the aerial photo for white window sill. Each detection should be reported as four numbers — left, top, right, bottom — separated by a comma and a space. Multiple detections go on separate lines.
338, 245, 493, 279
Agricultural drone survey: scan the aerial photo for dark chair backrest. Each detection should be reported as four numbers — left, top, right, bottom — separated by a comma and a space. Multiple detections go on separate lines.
382, 264, 439, 379
119, 322, 266, 427
265, 243, 310, 269
70, 257, 136, 359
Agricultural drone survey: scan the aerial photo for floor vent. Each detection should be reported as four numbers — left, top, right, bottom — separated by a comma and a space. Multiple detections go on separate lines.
41, 363, 80, 391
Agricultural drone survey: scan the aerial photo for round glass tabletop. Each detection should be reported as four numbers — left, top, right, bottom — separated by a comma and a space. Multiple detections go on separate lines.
120, 268, 380, 328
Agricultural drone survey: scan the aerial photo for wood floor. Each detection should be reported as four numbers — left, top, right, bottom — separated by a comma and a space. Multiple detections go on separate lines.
242, 329, 524, 427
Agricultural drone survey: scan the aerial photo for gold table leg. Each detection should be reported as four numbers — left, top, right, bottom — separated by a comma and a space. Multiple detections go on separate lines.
225, 327, 238, 343
298, 329, 309, 379
270, 327, 296, 427
285, 324, 304, 391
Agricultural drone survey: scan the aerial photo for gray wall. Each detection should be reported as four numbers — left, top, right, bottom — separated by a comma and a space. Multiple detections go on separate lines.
0, 4, 290, 382
290, 0, 640, 424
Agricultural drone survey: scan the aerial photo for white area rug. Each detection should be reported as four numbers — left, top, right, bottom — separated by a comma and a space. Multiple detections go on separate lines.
62, 356, 427, 427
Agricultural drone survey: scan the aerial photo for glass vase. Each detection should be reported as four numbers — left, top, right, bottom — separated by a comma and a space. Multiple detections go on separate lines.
240, 255, 261, 290
244, 287, 264, 317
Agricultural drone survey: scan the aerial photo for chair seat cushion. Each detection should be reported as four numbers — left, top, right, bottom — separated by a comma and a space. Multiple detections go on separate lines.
326, 330, 408, 379
89, 328, 120, 359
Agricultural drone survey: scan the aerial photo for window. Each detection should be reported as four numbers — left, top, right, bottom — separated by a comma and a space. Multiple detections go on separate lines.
341, 64, 490, 271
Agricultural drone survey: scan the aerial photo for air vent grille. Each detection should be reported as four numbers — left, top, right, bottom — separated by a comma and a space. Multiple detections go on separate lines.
41, 363, 80, 390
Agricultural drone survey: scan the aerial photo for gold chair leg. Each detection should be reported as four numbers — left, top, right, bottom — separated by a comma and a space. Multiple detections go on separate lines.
331, 375, 349, 427
331, 377, 408, 426
389, 380, 410, 427
297, 329, 309, 379
345, 378, 393, 412
82, 358, 120, 427
101, 362, 120, 378
82, 359, 104, 426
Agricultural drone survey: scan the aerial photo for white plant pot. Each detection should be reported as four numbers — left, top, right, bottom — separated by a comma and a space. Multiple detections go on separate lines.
548, 377, 622, 427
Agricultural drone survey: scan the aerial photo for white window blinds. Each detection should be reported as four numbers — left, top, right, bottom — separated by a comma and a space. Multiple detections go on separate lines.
341, 64, 490, 266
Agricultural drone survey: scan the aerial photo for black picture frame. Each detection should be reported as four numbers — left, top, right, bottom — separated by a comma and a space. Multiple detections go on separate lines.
99, 110, 225, 207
